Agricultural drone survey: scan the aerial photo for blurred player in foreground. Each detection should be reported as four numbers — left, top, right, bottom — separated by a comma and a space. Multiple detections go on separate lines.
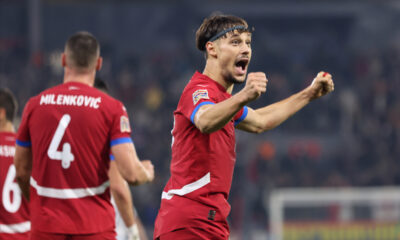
14, 31, 154, 240
0, 88, 30, 239
94, 78, 148, 240
154, 14, 334, 240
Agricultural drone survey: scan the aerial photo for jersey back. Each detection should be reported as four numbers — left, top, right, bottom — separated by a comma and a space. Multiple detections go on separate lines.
0, 132, 30, 239
16, 81, 132, 234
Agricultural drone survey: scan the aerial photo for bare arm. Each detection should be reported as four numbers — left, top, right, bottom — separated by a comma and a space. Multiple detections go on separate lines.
236, 72, 335, 133
109, 161, 135, 227
194, 72, 267, 133
111, 143, 154, 186
109, 161, 148, 240
14, 146, 32, 201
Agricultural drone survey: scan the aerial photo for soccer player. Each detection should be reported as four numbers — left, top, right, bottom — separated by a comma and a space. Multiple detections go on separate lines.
13, 31, 154, 240
154, 14, 334, 240
0, 88, 30, 239
94, 78, 148, 240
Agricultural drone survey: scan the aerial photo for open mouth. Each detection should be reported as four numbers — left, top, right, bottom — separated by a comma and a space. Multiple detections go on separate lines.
234, 58, 249, 75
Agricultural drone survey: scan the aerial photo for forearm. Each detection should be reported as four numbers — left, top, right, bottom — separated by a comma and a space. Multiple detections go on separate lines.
14, 146, 32, 201
255, 87, 312, 131
112, 143, 153, 186
111, 185, 135, 227
123, 162, 151, 186
116, 156, 150, 185
195, 91, 248, 133
16, 174, 30, 201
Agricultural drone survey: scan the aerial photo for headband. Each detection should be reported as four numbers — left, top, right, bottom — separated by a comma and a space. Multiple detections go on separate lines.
208, 25, 248, 42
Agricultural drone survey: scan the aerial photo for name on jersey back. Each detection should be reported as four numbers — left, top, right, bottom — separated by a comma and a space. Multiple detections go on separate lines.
40, 94, 101, 109
0, 145, 15, 157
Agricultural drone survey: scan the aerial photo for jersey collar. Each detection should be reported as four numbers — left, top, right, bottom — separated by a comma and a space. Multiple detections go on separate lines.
192, 71, 230, 94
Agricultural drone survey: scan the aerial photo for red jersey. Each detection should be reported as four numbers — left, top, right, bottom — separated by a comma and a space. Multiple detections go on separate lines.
154, 72, 248, 239
16, 81, 133, 234
0, 132, 30, 239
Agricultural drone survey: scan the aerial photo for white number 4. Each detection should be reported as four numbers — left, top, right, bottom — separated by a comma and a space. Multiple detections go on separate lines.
48, 114, 74, 169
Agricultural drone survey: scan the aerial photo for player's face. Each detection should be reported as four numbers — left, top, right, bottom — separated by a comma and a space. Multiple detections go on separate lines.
216, 31, 252, 84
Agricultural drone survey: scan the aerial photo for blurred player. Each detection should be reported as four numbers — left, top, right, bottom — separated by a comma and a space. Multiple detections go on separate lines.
94, 78, 148, 240
0, 88, 30, 239
14, 31, 154, 240
154, 14, 334, 240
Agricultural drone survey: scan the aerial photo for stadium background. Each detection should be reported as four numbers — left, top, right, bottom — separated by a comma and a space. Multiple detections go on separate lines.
1, 0, 399, 239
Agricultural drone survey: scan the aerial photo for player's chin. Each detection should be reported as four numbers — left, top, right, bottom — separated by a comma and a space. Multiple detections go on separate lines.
228, 75, 246, 84
233, 71, 247, 82
235, 74, 247, 83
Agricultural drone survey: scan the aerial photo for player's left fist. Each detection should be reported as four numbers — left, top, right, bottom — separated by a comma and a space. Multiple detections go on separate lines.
309, 71, 334, 100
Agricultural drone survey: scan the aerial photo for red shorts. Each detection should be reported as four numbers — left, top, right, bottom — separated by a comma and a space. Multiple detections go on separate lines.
157, 227, 227, 240
30, 229, 116, 240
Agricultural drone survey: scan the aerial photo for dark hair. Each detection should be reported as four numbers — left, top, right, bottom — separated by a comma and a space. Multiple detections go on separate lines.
94, 77, 109, 93
65, 31, 100, 70
0, 88, 17, 122
196, 14, 249, 52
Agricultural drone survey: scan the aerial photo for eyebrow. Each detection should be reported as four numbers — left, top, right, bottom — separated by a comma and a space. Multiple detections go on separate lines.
228, 33, 245, 38
228, 31, 252, 37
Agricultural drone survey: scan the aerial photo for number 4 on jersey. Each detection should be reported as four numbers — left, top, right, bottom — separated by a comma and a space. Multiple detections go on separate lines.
47, 114, 74, 169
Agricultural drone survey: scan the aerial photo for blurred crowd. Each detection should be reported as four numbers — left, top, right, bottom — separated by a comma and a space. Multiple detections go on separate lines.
0, 1, 399, 238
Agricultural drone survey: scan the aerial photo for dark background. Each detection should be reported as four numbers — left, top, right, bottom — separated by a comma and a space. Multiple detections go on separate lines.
1, 0, 399, 239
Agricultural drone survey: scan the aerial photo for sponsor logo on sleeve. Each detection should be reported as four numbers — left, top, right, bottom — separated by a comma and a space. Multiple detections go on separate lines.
192, 89, 209, 105
120, 116, 131, 133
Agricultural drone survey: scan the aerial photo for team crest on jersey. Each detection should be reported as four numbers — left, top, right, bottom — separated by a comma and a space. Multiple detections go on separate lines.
120, 116, 131, 133
192, 89, 209, 105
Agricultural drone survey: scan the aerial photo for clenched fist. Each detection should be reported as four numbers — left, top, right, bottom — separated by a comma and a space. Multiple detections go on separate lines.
141, 160, 155, 182
309, 71, 334, 100
241, 72, 268, 102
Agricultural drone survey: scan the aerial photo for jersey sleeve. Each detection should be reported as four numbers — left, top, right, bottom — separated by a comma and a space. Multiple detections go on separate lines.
233, 106, 248, 126
16, 99, 34, 147
180, 86, 218, 124
109, 101, 133, 147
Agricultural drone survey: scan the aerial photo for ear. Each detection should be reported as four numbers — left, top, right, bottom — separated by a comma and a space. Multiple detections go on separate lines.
61, 53, 66, 67
205, 41, 218, 58
0, 108, 6, 121
96, 57, 103, 71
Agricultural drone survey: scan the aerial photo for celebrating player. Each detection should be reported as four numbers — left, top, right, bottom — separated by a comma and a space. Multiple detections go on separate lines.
154, 14, 334, 240
94, 78, 148, 240
14, 31, 154, 240
0, 88, 30, 239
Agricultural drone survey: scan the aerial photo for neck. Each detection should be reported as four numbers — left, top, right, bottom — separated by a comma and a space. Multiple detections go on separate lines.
0, 120, 14, 133
203, 61, 234, 94
63, 67, 96, 86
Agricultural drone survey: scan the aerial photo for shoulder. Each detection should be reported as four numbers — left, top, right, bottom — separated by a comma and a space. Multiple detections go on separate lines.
100, 92, 124, 109
30, 83, 62, 102
183, 77, 218, 97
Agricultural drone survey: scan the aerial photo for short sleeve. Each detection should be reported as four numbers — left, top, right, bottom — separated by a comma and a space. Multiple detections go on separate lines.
16, 99, 33, 147
110, 101, 133, 147
180, 86, 218, 124
233, 106, 248, 126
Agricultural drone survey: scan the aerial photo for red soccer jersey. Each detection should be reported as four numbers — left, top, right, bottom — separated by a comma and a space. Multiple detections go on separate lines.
16, 81, 133, 234
154, 72, 248, 239
0, 132, 30, 240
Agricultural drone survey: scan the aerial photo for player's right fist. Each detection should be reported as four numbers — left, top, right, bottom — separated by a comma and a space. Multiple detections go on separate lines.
242, 72, 268, 102
141, 160, 155, 182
